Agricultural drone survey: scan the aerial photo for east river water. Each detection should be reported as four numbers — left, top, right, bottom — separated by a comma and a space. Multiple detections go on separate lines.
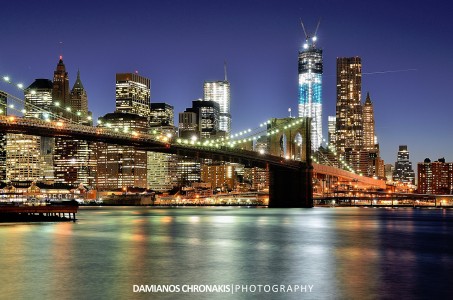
0, 207, 452, 300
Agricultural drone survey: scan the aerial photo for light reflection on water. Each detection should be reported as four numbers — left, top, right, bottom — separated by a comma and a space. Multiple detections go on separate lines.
0, 207, 452, 300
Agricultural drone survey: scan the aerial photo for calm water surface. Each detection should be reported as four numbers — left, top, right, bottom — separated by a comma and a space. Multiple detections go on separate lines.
1, 207, 452, 300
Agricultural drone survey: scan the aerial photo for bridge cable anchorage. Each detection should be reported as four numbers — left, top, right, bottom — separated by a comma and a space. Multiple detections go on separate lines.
312, 129, 361, 175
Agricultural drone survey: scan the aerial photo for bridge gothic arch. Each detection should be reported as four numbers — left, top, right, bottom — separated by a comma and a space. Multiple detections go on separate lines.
267, 117, 311, 162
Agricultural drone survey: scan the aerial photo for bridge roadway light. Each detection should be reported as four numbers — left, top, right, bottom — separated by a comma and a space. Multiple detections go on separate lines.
17, 83, 23, 89
3, 76, 9, 81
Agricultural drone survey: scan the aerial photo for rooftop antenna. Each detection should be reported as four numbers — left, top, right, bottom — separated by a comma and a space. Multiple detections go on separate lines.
224, 60, 228, 81
300, 19, 309, 40
313, 19, 321, 47
300, 18, 321, 48
58, 41, 64, 60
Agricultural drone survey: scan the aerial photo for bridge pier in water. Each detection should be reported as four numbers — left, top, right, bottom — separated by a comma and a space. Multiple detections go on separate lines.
268, 163, 313, 208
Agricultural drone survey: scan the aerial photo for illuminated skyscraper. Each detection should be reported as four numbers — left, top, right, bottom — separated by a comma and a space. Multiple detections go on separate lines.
203, 69, 230, 135
335, 57, 363, 153
298, 32, 323, 150
363, 92, 376, 151
115, 73, 151, 117
393, 145, 415, 184
0, 91, 6, 180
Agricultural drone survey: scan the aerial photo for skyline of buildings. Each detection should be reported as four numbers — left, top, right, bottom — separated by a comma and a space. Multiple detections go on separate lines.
0, 37, 446, 194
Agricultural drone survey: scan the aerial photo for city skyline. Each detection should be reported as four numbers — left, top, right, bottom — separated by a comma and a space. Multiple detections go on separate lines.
1, 0, 452, 167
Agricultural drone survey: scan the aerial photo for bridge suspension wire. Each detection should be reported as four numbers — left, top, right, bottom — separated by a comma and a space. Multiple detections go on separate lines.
310, 129, 363, 176
1, 74, 93, 124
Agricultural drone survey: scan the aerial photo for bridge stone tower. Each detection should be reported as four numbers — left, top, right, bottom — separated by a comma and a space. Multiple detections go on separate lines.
267, 117, 313, 208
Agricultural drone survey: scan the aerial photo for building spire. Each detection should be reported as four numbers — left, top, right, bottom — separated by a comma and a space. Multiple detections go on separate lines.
365, 91, 372, 104
224, 60, 228, 81
72, 69, 84, 90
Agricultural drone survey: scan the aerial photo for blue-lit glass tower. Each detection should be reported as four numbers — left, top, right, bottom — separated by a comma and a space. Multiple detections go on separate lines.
298, 34, 323, 151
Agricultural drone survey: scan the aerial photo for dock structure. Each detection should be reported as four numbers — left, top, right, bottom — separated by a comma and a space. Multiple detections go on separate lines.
0, 204, 79, 222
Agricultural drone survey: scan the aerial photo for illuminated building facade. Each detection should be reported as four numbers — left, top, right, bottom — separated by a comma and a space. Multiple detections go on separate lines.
24, 79, 54, 120
203, 80, 230, 135
327, 116, 336, 146
336, 57, 363, 153
147, 151, 178, 192
363, 92, 376, 151
201, 163, 236, 191
393, 145, 415, 184
115, 73, 151, 117
243, 167, 269, 191
418, 158, 453, 194
150, 103, 174, 126
178, 111, 198, 139
95, 112, 148, 190
177, 158, 201, 186
6, 134, 42, 181
298, 37, 323, 151
0, 91, 6, 180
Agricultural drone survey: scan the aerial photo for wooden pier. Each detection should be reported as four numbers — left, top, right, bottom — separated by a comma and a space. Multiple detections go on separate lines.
0, 203, 79, 222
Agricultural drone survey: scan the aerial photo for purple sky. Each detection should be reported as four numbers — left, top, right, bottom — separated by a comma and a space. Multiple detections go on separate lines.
1, 0, 452, 167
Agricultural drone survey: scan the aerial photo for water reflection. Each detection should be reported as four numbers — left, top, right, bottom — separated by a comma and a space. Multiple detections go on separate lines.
0, 207, 452, 299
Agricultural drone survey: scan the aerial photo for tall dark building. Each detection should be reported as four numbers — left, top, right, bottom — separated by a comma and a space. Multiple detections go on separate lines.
335, 57, 363, 153
393, 145, 415, 184
179, 100, 220, 139
52, 56, 70, 109
69, 70, 92, 124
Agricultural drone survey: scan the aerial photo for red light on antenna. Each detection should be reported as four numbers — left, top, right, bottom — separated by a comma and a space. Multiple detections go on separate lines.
135, 70, 138, 74
59, 55, 63, 60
